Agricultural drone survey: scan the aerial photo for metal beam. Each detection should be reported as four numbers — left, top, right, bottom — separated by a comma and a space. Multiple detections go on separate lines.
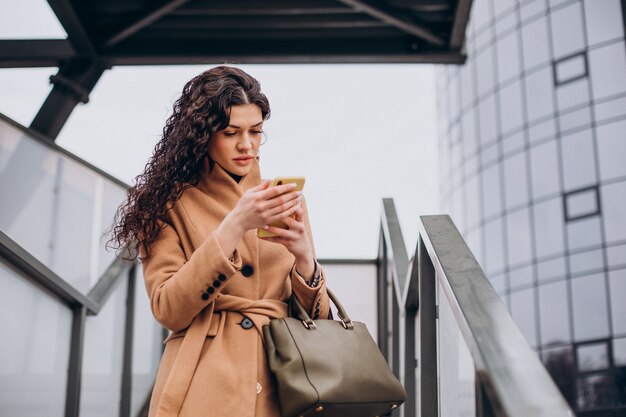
0, 39, 74, 68
47, 0, 97, 56
449, 0, 473, 49
334, 0, 445, 45
65, 306, 86, 417
30, 58, 107, 141
103, 0, 192, 48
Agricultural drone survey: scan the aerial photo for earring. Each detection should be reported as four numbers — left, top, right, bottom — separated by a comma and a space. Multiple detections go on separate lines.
260, 131, 268, 146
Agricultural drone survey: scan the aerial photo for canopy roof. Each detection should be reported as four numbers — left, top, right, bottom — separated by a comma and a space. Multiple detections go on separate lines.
1, 0, 472, 139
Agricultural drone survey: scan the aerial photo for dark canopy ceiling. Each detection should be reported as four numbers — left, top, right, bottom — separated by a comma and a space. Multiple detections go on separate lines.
1, 0, 472, 140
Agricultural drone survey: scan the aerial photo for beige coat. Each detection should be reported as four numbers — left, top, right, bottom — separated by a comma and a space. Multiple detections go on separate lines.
140, 155, 330, 417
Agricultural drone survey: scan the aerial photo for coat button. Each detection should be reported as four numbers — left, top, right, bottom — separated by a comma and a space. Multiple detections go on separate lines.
207, 287, 215, 294
218, 273, 227, 281
213, 279, 221, 288
201, 292, 209, 300
241, 317, 254, 330
256, 382, 262, 394
241, 264, 254, 277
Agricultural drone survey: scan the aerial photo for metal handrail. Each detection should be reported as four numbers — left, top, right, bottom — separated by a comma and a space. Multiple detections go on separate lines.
378, 200, 575, 417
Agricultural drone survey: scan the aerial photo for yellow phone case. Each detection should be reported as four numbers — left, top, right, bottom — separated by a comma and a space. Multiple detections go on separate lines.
257, 176, 306, 238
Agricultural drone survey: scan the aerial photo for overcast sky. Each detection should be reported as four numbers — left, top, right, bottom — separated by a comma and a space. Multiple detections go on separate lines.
0, 1, 441, 260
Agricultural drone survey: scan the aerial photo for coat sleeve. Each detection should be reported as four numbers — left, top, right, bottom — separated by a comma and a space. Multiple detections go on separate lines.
140, 217, 243, 332
289, 195, 331, 320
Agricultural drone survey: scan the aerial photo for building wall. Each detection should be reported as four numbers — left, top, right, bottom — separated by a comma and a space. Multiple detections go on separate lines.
437, 0, 626, 414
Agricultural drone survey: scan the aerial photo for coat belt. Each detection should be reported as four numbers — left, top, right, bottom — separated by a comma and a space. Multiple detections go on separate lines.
154, 294, 288, 417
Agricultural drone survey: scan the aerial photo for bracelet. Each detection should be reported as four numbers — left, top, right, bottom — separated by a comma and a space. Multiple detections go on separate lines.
296, 260, 321, 288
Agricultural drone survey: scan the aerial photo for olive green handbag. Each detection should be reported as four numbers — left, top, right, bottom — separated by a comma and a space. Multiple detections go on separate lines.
262, 288, 406, 417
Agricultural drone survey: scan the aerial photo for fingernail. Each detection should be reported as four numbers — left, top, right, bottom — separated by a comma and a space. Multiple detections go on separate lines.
290, 183, 297, 187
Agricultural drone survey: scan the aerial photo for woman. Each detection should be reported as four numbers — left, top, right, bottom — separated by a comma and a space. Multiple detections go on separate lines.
108, 65, 331, 417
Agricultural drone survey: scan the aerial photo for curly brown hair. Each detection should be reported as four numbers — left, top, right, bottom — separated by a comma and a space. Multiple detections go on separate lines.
105, 65, 271, 262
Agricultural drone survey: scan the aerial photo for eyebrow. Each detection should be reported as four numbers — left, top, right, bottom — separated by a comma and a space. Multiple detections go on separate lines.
227, 121, 264, 128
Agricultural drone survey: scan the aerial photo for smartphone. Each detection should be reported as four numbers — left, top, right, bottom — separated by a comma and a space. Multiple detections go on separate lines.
257, 176, 306, 238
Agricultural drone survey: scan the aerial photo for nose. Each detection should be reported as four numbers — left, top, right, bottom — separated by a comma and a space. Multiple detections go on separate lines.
236, 133, 253, 151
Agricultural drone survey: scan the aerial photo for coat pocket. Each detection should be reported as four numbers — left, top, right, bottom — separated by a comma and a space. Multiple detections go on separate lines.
162, 312, 222, 344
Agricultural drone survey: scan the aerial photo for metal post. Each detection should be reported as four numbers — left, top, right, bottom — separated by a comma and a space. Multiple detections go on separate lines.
377, 230, 389, 359
419, 236, 438, 417
403, 307, 417, 417
65, 305, 86, 417
120, 264, 137, 417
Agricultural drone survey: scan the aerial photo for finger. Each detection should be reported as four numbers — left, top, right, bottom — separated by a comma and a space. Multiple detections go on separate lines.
260, 183, 298, 199
266, 199, 301, 223
250, 179, 271, 191
260, 225, 290, 239
281, 214, 305, 231
293, 206, 304, 223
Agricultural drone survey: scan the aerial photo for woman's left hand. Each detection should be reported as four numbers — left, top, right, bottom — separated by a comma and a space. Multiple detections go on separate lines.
258, 206, 313, 263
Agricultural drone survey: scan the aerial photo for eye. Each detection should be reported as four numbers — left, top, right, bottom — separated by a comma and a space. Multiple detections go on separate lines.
252, 130, 264, 135
223, 132, 237, 136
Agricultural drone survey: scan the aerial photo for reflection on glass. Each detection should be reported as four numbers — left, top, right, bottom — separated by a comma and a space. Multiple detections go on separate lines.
583, 0, 624, 46
530, 140, 561, 200
80, 276, 127, 417
613, 338, 626, 366
567, 218, 603, 253
521, 15, 550, 70
533, 198, 565, 259
577, 373, 617, 410
571, 273, 609, 341
484, 217, 504, 274
538, 280, 570, 347
589, 41, 626, 101
506, 208, 532, 267
601, 182, 626, 245
542, 346, 576, 408
438, 281, 476, 417
131, 266, 164, 415
0, 119, 127, 294
0, 261, 71, 417
609, 269, 626, 335
560, 128, 597, 192
577, 342, 608, 372
597, 119, 626, 182
510, 287, 538, 347
550, 2, 585, 59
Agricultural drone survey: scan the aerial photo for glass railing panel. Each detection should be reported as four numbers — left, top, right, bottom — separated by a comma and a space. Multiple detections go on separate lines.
130, 264, 163, 415
437, 279, 476, 417
0, 118, 127, 294
0, 259, 72, 417
79, 275, 128, 417
319, 262, 377, 341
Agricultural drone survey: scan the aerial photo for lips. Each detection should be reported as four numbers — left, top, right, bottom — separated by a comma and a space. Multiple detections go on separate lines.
234, 156, 253, 161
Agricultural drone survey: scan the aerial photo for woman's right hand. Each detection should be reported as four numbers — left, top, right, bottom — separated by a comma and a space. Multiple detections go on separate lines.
230, 180, 302, 232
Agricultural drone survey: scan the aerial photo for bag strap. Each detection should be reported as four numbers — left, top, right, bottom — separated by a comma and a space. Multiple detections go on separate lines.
290, 288, 354, 330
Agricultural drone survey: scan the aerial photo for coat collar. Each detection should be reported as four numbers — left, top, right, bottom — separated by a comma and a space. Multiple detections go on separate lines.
197, 155, 262, 200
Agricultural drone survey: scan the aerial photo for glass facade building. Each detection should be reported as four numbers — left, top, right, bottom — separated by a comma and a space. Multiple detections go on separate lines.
437, 0, 626, 415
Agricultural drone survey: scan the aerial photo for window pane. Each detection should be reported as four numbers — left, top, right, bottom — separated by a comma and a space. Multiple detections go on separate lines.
609, 268, 626, 335
571, 273, 609, 341
597, 119, 626, 182
577, 373, 617, 410
555, 53, 587, 85
538, 280, 570, 347
522, 15, 550, 70
528, 117, 556, 145
569, 247, 604, 276
478, 93, 498, 145
507, 208, 533, 267
614, 337, 626, 366
0, 261, 71, 417
601, 181, 626, 244
482, 162, 502, 219
503, 151, 529, 209
462, 109, 478, 156
542, 346, 576, 408
594, 96, 626, 123
530, 140, 561, 200
484, 217, 505, 274
525, 67, 555, 123
560, 128, 597, 192
80, 276, 128, 416
509, 264, 534, 289
537, 256, 567, 283
497, 31, 521, 84
460, 62, 475, 110
550, 2, 586, 60
533, 197, 565, 259
559, 105, 592, 133
583, 0, 624, 46
499, 79, 524, 134
577, 343, 609, 372
556, 78, 590, 112
476, 48, 496, 97
465, 174, 480, 229
607, 244, 626, 270
567, 218, 603, 253
589, 41, 626, 101
565, 187, 598, 220
510, 287, 538, 347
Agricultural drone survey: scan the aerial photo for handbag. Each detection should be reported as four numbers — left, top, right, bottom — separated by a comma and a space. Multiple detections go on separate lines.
262, 288, 407, 417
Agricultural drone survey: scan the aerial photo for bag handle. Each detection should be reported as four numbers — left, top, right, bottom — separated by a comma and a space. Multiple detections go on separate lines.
290, 288, 354, 330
